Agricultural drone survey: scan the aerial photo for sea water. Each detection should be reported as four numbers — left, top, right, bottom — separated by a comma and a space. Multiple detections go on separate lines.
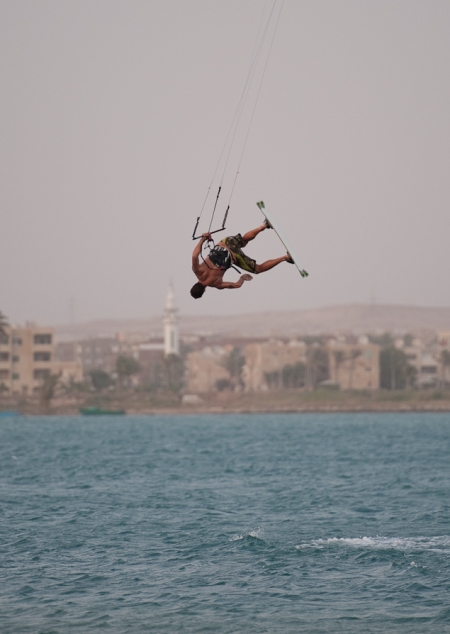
0, 413, 449, 633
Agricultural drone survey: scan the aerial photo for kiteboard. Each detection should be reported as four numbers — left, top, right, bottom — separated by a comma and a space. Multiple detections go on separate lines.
256, 201, 308, 278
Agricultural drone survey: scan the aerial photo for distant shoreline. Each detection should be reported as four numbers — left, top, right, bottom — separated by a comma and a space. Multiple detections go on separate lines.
4, 403, 450, 416
4, 387, 450, 416
121, 404, 450, 415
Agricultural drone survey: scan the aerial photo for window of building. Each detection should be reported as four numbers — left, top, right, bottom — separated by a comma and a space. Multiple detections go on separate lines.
34, 334, 52, 345
0, 370, 9, 379
34, 369, 50, 379
12, 337, 22, 345
421, 366, 437, 374
12, 373, 20, 380
34, 352, 51, 362
0, 353, 9, 361
12, 355, 19, 363
0, 334, 9, 345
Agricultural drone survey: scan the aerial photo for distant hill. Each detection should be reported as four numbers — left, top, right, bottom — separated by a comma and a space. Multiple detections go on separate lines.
54, 304, 450, 341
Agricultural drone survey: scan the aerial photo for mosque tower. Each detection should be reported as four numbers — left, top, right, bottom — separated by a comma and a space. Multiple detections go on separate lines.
163, 282, 180, 356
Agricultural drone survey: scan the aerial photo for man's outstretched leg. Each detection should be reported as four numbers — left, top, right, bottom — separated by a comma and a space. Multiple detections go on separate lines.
241, 220, 270, 246
255, 253, 293, 274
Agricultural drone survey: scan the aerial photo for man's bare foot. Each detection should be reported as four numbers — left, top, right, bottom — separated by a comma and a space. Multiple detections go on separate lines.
241, 274, 253, 281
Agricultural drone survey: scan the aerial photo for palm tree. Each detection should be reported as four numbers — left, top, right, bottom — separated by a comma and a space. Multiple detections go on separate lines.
307, 345, 328, 389
40, 372, 61, 412
440, 350, 450, 389
221, 347, 245, 388
116, 355, 141, 388
163, 354, 184, 393
349, 348, 362, 389
333, 350, 346, 385
0, 311, 8, 338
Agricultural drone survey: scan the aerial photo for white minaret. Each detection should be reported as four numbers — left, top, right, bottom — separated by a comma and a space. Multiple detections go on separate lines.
163, 282, 180, 356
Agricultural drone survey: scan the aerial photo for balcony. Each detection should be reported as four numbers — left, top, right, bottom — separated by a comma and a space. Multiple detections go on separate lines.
34, 352, 51, 362
34, 334, 52, 345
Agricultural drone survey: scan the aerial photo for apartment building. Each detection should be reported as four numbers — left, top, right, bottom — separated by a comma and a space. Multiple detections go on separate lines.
0, 324, 82, 394
438, 331, 450, 347
328, 339, 380, 390
0, 324, 54, 394
398, 337, 450, 388
185, 346, 231, 393
243, 339, 308, 392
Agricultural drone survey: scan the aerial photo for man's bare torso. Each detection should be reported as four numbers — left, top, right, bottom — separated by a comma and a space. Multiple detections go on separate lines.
191, 232, 264, 294
194, 243, 230, 288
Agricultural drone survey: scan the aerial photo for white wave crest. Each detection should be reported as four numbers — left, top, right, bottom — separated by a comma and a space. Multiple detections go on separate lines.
230, 528, 264, 542
296, 535, 450, 552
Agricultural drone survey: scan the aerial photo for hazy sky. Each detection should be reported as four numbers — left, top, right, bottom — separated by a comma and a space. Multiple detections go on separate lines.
2, 0, 450, 325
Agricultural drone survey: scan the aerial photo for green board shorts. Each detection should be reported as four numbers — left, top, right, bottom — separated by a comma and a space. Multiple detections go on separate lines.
223, 234, 256, 273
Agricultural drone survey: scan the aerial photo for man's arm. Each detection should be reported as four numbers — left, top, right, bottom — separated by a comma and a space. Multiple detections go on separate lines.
192, 233, 211, 274
216, 274, 253, 290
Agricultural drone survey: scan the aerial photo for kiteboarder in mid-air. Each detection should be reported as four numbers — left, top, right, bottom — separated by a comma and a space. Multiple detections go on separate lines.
190, 220, 293, 299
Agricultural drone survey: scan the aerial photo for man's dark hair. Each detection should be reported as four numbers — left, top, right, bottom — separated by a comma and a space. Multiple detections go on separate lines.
190, 282, 206, 299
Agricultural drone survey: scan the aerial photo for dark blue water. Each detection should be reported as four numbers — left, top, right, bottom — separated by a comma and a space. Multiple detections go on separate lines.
1, 413, 450, 633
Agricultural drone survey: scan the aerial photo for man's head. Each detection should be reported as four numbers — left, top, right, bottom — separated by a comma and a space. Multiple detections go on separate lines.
190, 282, 205, 299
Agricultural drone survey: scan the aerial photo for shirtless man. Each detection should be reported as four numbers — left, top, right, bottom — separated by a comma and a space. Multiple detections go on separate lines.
190, 220, 293, 299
